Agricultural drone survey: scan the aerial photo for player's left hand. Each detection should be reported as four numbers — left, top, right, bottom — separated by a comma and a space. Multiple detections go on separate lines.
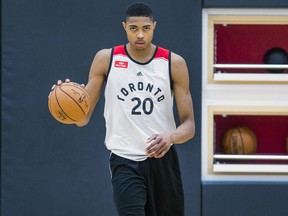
146, 133, 173, 158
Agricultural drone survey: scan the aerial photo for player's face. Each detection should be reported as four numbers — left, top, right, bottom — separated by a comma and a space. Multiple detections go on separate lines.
123, 17, 156, 50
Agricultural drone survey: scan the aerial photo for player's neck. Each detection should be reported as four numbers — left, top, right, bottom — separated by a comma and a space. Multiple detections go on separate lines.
126, 43, 156, 63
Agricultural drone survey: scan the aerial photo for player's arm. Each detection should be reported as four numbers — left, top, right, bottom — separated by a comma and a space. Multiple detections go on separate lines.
170, 52, 195, 143
146, 53, 195, 158
75, 48, 111, 127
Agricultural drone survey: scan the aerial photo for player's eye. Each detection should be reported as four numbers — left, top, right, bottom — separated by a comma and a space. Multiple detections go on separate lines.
130, 27, 137, 31
144, 26, 151, 31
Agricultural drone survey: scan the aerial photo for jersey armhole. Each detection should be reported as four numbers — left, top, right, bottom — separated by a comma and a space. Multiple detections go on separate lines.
169, 51, 174, 92
105, 47, 114, 81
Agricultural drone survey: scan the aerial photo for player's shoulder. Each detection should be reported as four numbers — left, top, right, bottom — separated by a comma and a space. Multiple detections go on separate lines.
95, 48, 112, 59
171, 51, 186, 63
89, 48, 113, 75
170, 51, 187, 70
95, 45, 126, 59
156, 46, 186, 64
92, 48, 112, 67
169, 51, 189, 83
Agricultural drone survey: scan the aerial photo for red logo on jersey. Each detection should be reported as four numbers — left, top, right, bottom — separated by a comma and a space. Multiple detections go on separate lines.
115, 61, 128, 68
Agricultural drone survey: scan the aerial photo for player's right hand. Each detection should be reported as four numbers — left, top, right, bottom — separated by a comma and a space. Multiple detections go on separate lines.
48, 78, 70, 99
48, 78, 85, 98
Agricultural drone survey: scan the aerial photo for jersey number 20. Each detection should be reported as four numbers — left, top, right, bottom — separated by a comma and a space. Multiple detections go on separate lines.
131, 97, 153, 115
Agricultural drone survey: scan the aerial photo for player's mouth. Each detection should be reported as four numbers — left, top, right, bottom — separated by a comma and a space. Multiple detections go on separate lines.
135, 40, 145, 48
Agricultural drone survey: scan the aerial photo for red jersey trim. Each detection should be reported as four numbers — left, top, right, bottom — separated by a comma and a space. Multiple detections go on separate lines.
155, 47, 169, 60
113, 45, 127, 56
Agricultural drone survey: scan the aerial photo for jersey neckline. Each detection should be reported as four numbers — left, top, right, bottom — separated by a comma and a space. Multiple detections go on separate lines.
124, 44, 158, 65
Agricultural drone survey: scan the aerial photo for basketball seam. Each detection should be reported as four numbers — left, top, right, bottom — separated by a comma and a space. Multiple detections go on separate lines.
230, 128, 235, 154
237, 127, 244, 154
55, 86, 78, 122
59, 85, 87, 116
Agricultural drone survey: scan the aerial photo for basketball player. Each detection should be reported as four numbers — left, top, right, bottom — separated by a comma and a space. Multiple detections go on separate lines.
52, 2, 195, 216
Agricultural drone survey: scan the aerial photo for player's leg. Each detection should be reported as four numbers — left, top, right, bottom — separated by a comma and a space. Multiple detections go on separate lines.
148, 146, 184, 216
110, 153, 148, 216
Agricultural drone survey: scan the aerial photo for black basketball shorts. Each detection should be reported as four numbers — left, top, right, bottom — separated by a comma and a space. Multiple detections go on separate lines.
109, 145, 184, 216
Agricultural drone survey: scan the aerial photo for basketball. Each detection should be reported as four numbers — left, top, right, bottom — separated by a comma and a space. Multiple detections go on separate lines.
222, 126, 257, 154
48, 82, 90, 124
263, 47, 288, 73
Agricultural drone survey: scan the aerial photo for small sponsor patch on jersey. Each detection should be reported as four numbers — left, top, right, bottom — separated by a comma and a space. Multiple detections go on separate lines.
114, 61, 128, 68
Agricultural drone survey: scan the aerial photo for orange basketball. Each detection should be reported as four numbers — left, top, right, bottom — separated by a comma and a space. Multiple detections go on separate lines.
48, 82, 90, 124
222, 126, 257, 154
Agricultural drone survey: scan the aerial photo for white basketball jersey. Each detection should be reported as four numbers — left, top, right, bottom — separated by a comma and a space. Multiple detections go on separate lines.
104, 45, 176, 161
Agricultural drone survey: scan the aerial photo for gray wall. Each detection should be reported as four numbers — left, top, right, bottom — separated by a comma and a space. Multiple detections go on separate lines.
2, 0, 288, 216
1, 0, 202, 215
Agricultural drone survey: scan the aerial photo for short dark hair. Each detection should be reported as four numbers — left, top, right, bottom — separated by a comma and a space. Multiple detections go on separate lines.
125, 2, 154, 21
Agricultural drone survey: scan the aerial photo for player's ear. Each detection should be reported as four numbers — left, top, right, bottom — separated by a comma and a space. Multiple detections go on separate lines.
153, 21, 157, 29
122, 22, 126, 30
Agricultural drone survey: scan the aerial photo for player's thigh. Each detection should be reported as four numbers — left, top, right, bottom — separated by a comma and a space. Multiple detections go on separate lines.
110, 154, 147, 216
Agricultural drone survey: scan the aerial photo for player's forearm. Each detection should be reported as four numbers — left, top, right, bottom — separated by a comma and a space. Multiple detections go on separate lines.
75, 109, 93, 127
171, 119, 195, 144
